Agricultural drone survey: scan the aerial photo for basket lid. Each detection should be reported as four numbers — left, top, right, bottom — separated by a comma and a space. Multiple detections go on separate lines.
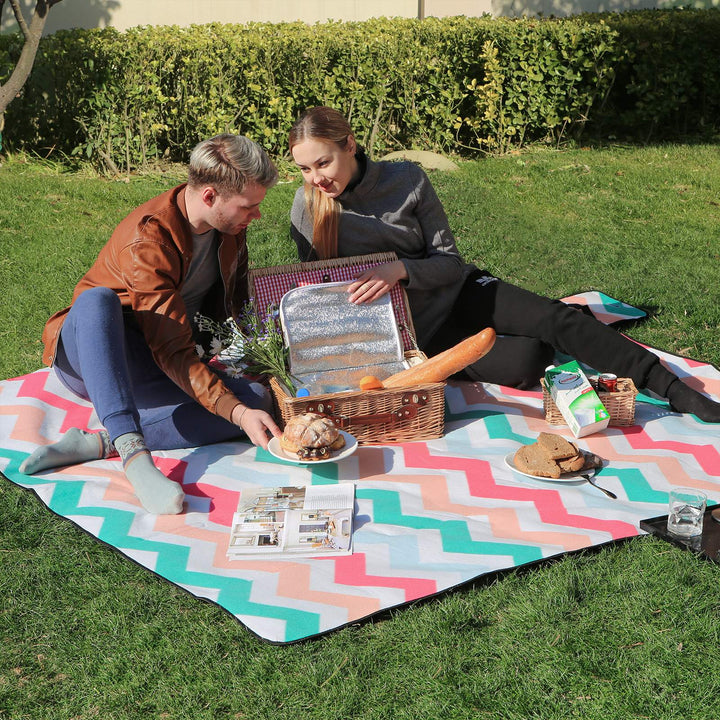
279, 282, 407, 395
249, 252, 417, 351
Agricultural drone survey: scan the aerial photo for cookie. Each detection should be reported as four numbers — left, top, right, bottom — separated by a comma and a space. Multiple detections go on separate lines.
537, 432, 578, 460
557, 452, 586, 473
514, 443, 563, 479
514, 434, 606, 479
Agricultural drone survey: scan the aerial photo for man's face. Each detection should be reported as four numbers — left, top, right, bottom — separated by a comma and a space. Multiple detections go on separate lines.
209, 182, 266, 235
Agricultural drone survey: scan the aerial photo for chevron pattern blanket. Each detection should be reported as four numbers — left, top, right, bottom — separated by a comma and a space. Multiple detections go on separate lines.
1, 293, 718, 643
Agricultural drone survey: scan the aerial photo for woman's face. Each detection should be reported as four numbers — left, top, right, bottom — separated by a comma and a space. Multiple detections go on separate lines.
291, 137, 358, 198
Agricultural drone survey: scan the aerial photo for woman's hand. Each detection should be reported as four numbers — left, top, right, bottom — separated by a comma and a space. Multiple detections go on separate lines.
347, 261, 408, 304
232, 405, 283, 450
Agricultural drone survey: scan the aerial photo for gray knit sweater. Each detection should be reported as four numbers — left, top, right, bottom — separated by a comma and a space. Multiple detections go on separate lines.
290, 158, 475, 347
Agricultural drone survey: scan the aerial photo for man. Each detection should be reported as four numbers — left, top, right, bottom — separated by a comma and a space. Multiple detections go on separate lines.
20, 134, 283, 514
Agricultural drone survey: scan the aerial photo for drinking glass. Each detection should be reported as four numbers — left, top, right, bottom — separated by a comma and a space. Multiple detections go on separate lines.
667, 488, 707, 537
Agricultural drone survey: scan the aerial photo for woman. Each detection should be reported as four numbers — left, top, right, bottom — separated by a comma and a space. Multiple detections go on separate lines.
288, 106, 720, 422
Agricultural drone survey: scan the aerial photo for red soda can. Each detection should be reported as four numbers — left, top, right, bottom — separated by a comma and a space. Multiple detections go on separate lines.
597, 373, 618, 392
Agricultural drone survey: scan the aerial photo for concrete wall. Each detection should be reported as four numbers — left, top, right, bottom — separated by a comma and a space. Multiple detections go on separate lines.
2, 0, 714, 35
3, 0, 461, 34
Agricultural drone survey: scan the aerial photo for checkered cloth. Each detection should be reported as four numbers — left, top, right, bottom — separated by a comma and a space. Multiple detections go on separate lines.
251, 259, 416, 351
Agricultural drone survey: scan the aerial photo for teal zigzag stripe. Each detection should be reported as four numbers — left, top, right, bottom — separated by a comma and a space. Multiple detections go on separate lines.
445, 409, 536, 446
611, 468, 669, 505
1, 450, 320, 643
357, 488, 544, 565
596, 292, 647, 319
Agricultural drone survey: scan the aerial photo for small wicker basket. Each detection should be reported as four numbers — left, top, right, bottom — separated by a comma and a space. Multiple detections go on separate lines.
541, 377, 638, 427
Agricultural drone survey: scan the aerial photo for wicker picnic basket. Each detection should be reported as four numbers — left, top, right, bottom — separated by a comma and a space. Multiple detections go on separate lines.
541, 377, 638, 427
250, 253, 445, 445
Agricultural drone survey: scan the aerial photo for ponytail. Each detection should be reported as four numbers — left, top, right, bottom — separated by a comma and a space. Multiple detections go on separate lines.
305, 185, 339, 259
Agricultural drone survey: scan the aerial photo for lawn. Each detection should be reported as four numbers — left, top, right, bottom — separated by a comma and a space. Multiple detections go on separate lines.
1, 145, 719, 720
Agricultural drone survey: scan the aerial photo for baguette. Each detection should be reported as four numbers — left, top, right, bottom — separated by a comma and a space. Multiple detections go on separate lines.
382, 328, 496, 388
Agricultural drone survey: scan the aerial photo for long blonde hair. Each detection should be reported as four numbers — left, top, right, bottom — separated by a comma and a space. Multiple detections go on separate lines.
289, 107, 354, 259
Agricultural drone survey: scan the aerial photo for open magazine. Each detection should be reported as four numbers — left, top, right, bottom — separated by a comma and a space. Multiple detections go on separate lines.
227, 483, 355, 559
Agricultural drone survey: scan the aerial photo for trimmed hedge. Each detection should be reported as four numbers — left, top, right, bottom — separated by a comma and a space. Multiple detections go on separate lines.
0, 9, 718, 171
598, 9, 720, 140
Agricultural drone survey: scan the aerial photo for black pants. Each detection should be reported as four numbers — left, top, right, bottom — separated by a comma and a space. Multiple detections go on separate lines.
424, 270, 670, 392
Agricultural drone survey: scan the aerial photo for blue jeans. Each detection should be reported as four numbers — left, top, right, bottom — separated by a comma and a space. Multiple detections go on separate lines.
53, 286, 272, 450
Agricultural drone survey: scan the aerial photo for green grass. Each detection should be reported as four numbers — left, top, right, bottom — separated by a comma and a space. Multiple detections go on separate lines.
1, 146, 720, 720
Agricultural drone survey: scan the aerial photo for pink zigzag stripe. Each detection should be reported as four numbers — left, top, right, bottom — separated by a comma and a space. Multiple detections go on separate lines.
155, 456, 188, 484
456, 380, 543, 402
273, 565, 383, 617
183, 481, 240, 527
17, 372, 94, 434
332, 552, 438, 601
682, 357, 713, 370
623, 426, 720, 474
490, 386, 543, 399
586, 430, 718, 496
1, 405, 62, 446
401, 444, 638, 539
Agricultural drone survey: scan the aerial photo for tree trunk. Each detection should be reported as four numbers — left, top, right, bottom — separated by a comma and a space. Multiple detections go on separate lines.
0, 1, 58, 118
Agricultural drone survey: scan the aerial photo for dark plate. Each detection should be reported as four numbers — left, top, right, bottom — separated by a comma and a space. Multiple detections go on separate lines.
640, 505, 720, 562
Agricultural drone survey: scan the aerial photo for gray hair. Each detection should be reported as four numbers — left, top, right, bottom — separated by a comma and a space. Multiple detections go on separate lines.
188, 134, 278, 194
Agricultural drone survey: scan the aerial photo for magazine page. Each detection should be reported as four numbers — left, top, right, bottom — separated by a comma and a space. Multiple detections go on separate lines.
227, 483, 355, 559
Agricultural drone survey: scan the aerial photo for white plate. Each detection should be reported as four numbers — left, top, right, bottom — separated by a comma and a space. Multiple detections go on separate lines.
267, 430, 358, 465
504, 451, 590, 483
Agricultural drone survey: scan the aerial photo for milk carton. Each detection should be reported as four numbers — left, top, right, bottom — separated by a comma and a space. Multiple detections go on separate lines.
544, 361, 610, 438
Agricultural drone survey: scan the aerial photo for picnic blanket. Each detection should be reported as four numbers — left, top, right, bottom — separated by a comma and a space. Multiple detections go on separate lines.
1, 292, 719, 644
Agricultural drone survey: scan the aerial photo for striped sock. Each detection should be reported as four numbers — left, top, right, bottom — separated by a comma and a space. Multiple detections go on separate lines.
20, 428, 110, 474
114, 432, 185, 515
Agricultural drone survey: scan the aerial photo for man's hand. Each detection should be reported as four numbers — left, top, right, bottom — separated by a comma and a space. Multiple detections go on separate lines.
347, 260, 408, 304
232, 405, 282, 450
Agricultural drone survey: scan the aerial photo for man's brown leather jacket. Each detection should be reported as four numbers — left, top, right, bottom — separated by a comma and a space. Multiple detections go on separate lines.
42, 184, 248, 423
